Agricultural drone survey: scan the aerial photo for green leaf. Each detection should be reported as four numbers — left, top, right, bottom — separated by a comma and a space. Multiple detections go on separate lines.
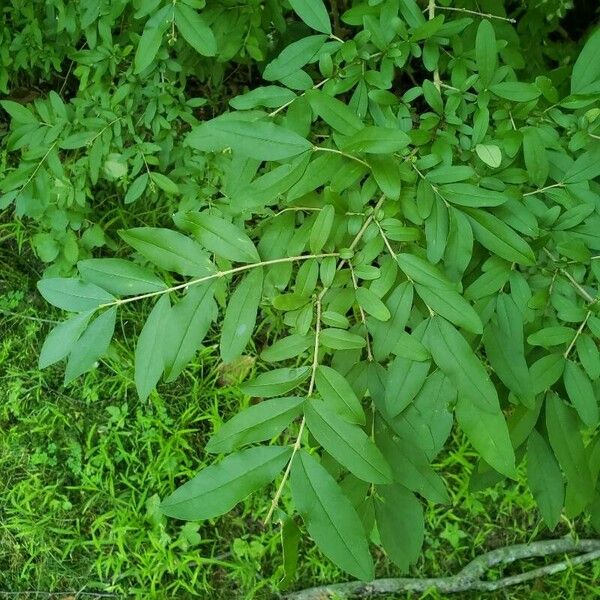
39, 311, 93, 369
369, 155, 402, 200
546, 393, 594, 515
527, 326, 574, 347
426, 166, 474, 184
315, 365, 365, 425
78, 258, 166, 296
374, 483, 424, 571
306, 90, 363, 135
187, 118, 312, 161
206, 397, 304, 454
440, 183, 507, 207
135, 295, 170, 401
483, 295, 533, 406
161, 446, 291, 520
462, 208, 536, 265
392, 331, 430, 361
119, 227, 215, 277
527, 429, 564, 530
414, 283, 483, 334
356, 287, 391, 321
0, 100, 38, 124
395, 253, 455, 290
289, 0, 331, 34
370, 281, 413, 362
309, 205, 335, 254
229, 86, 297, 110
176, 211, 260, 263
341, 126, 411, 154
134, 6, 170, 73
377, 427, 449, 504
290, 450, 374, 581
174, 4, 217, 57
388, 370, 454, 460
571, 28, 600, 94
425, 318, 517, 478
261, 334, 313, 362
124, 173, 149, 204
385, 357, 430, 417
563, 360, 599, 428
489, 81, 541, 102
221, 269, 263, 363
37, 278, 115, 312
64, 308, 117, 384
149, 172, 180, 195
475, 144, 502, 168
563, 146, 600, 184
522, 127, 548, 188
424, 196, 448, 264
163, 284, 217, 382
475, 20, 497, 89
305, 399, 392, 484
263, 35, 327, 82
577, 334, 600, 380
240, 367, 311, 397
280, 516, 301, 589
320, 328, 366, 350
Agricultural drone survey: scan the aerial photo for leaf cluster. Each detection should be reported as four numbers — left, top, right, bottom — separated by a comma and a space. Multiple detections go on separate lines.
3, 0, 600, 585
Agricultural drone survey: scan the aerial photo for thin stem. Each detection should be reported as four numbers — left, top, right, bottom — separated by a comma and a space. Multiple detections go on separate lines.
268, 78, 329, 118
544, 248, 597, 305
375, 219, 397, 260
272, 206, 322, 217
523, 183, 564, 197
264, 290, 323, 524
0, 309, 60, 325
88, 117, 121, 145
349, 263, 373, 362
263, 196, 386, 523
564, 311, 591, 359
100, 253, 339, 309
428, 0, 441, 89
329, 34, 344, 43
15, 141, 58, 201
313, 146, 370, 168
433, 5, 516, 23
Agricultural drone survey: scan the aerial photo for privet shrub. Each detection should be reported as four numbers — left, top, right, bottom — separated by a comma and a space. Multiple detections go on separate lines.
4, 0, 600, 585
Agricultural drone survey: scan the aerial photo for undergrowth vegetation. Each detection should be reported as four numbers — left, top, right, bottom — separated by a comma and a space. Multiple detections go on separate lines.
1, 0, 600, 597
1, 271, 599, 598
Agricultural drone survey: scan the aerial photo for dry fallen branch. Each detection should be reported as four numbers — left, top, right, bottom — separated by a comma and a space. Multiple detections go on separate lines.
284, 538, 600, 599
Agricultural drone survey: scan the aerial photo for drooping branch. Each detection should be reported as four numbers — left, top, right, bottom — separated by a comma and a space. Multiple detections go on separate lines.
284, 538, 600, 599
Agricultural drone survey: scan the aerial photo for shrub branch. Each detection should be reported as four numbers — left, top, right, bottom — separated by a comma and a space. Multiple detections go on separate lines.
284, 538, 600, 599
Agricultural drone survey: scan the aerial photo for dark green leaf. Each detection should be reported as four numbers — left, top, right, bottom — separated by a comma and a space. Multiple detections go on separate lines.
135, 295, 170, 400
161, 446, 291, 520
37, 278, 114, 312
289, 0, 331, 34
64, 308, 117, 384
206, 397, 304, 454
221, 269, 263, 363
374, 483, 424, 571
290, 450, 374, 581
527, 429, 564, 530
174, 4, 217, 57
315, 365, 365, 425
78, 258, 166, 296
240, 367, 311, 397
120, 227, 215, 277
305, 399, 392, 484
